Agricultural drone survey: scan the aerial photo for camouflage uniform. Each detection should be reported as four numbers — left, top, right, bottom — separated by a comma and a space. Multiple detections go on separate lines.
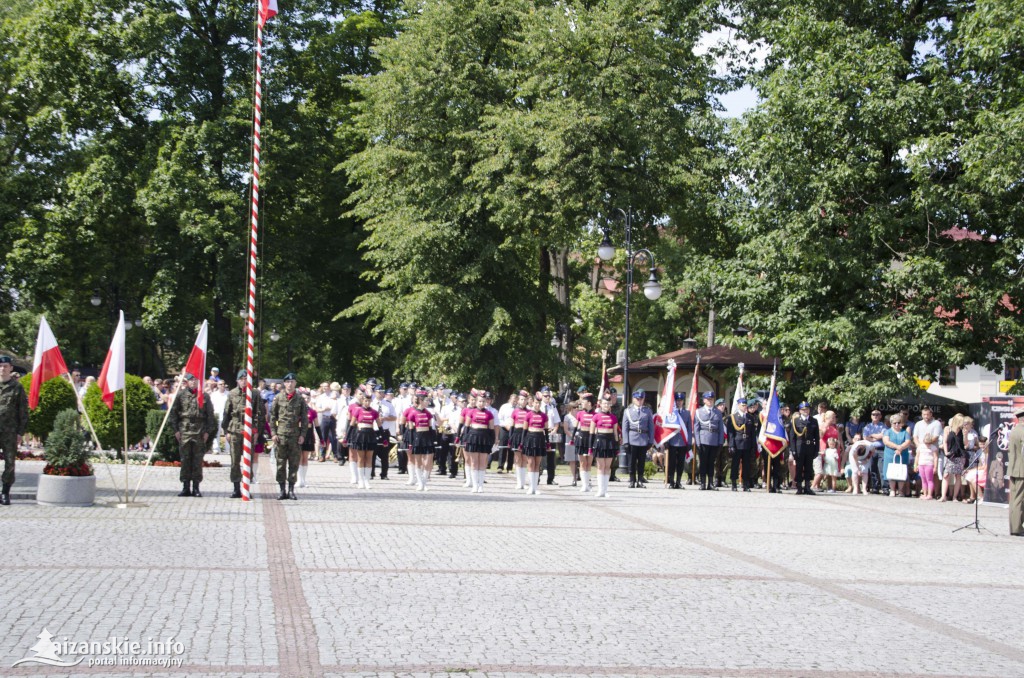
222, 385, 267, 484
168, 387, 216, 484
270, 390, 307, 486
0, 374, 29, 497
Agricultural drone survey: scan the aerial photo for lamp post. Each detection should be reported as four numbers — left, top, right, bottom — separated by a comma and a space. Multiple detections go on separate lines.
597, 206, 662, 401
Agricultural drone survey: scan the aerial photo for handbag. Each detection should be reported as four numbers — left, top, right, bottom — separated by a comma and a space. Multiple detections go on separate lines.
888, 453, 908, 482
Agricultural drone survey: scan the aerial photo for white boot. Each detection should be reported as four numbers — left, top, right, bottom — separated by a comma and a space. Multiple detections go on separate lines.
297, 464, 308, 488
515, 466, 525, 490
475, 469, 485, 493
529, 471, 540, 495
581, 472, 591, 492
600, 474, 610, 497
361, 466, 371, 490
417, 466, 427, 491
409, 466, 419, 487
350, 459, 359, 485
463, 466, 473, 487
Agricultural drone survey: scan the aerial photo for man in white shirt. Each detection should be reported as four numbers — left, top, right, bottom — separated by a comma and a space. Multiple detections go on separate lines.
497, 392, 516, 473
540, 386, 562, 484
314, 383, 338, 462
209, 381, 229, 454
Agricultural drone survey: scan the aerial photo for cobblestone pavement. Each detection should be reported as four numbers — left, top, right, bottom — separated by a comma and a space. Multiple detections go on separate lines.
1, 455, 1021, 677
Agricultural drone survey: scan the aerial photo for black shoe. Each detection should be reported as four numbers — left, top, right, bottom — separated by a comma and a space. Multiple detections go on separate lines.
610, 476, 620, 482
449, 474, 458, 479
732, 484, 738, 492
629, 481, 636, 488
637, 481, 646, 488
699, 485, 707, 491
288, 483, 298, 500
191, 482, 202, 498
178, 482, 191, 497
572, 480, 578, 487
277, 483, 288, 500
380, 476, 388, 480
231, 482, 242, 499
743, 487, 751, 492
716, 480, 723, 488
768, 487, 777, 493
804, 488, 816, 496
0, 484, 9, 505
795, 488, 805, 495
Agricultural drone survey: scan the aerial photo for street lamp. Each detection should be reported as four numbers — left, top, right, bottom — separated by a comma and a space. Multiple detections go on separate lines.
90, 291, 102, 307
596, 206, 662, 401
270, 328, 280, 342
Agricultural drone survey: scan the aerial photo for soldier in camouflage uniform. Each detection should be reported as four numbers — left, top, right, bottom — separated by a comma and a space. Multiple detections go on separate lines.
0, 356, 29, 505
168, 372, 216, 497
270, 372, 307, 500
221, 369, 267, 498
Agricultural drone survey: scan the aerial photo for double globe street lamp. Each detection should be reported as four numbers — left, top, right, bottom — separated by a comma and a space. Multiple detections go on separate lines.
597, 207, 662, 402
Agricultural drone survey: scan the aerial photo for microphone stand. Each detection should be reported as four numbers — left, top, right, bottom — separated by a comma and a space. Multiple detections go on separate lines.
953, 449, 996, 536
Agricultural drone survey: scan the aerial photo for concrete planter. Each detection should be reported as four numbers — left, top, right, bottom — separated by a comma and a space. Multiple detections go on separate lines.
36, 474, 96, 507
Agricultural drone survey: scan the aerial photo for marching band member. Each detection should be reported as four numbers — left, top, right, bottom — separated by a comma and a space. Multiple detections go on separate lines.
522, 392, 550, 495
574, 393, 596, 492
346, 390, 380, 489
460, 389, 498, 493
589, 394, 620, 498
407, 388, 437, 491
510, 391, 530, 489
497, 392, 517, 473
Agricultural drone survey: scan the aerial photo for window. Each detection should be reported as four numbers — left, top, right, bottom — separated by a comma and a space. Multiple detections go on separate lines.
1005, 362, 1022, 382
938, 365, 957, 386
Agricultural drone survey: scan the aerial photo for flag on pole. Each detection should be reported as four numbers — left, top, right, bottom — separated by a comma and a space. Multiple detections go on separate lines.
259, 0, 278, 24
97, 311, 126, 410
759, 371, 788, 457
683, 358, 700, 458
29, 316, 70, 410
182, 320, 209, 408
731, 363, 745, 415
599, 356, 610, 398
653, 359, 678, 447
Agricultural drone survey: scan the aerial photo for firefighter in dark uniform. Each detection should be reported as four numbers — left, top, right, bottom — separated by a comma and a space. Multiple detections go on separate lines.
788, 401, 819, 495
726, 398, 757, 491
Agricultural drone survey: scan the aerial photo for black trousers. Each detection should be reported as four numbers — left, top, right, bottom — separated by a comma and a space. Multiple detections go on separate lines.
627, 444, 647, 483
698, 444, 719, 487
442, 435, 458, 477
794, 448, 815, 490
730, 447, 756, 487
436, 435, 450, 474
546, 445, 557, 483
318, 419, 337, 459
768, 453, 787, 490
667, 445, 689, 485
498, 429, 513, 470
371, 443, 389, 479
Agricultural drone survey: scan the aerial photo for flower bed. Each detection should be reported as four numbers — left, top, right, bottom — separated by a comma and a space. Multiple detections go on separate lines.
43, 462, 93, 477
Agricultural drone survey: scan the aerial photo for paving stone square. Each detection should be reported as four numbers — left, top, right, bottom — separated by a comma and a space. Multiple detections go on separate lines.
1, 456, 1021, 677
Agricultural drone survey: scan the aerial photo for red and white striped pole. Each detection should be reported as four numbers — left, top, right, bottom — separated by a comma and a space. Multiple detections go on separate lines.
242, 0, 276, 501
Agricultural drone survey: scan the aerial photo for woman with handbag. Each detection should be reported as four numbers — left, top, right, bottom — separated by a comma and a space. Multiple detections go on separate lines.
941, 414, 967, 503
883, 414, 912, 497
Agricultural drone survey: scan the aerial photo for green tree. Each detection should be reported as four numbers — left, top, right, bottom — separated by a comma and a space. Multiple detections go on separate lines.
18, 374, 77, 441
82, 374, 158, 450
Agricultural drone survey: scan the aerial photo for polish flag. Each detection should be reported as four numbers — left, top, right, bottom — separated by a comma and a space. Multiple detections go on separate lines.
182, 320, 208, 408
653, 359, 679, 447
259, 0, 278, 25
683, 358, 701, 459
29, 316, 70, 410
97, 311, 126, 410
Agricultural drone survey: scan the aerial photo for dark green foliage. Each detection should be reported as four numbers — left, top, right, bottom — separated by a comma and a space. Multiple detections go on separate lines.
43, 408, 91, 475
81, 374, 158, 450
18, 374, 77, 442
145, 408, 178, 463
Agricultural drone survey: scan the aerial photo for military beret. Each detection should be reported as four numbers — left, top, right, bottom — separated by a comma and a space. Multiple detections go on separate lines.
577, 385, 588, 394
714, 398, 725, 406
236, 369, 247, 381
283, 372, 297, 381
0, 356, 12, 364
184, 372, 197, 380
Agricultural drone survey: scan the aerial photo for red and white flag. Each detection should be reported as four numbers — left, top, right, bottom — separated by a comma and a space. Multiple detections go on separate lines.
683, 358, 701, 458
182, 320, 209, 408
97, 311, 126, 410
731, 363, 746, 415
259, 0, 278, 25
653, 359, 679, 447
29, 316, 70, 410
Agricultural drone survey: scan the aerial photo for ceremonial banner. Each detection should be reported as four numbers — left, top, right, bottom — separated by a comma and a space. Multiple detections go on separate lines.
759, 372, 787, 457
182, 320, 209, 407
29, 316, 69, 410
653, 359, 678, 447
97, 312, 126, 410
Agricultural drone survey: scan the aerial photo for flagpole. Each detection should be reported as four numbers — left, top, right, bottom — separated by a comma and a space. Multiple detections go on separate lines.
64, 373, 120, 499
240, 2, 269, 503
691, 354, 700, 483
122, 389, 129, 504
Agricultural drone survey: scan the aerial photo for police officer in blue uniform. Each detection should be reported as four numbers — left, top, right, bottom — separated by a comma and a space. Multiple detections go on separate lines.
694, 391, 724, 490
622, 389, 654, 488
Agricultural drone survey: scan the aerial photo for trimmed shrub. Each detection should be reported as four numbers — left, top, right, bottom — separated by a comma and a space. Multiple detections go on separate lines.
43, 409, 92, 476
82, 374, 158, 450
18, 374, 77, 442
146, 409, 179, 463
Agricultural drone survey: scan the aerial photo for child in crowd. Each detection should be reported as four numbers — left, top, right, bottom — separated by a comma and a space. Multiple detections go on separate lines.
915, 434, 937, 500
823, 435, 841, 493
845, 435, 871, 495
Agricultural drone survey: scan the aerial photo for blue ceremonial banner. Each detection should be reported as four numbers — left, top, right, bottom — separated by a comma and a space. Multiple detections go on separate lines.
759, 378, 787, 457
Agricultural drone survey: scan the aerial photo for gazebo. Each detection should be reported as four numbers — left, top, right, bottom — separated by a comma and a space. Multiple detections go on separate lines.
609, 344, 784, 404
